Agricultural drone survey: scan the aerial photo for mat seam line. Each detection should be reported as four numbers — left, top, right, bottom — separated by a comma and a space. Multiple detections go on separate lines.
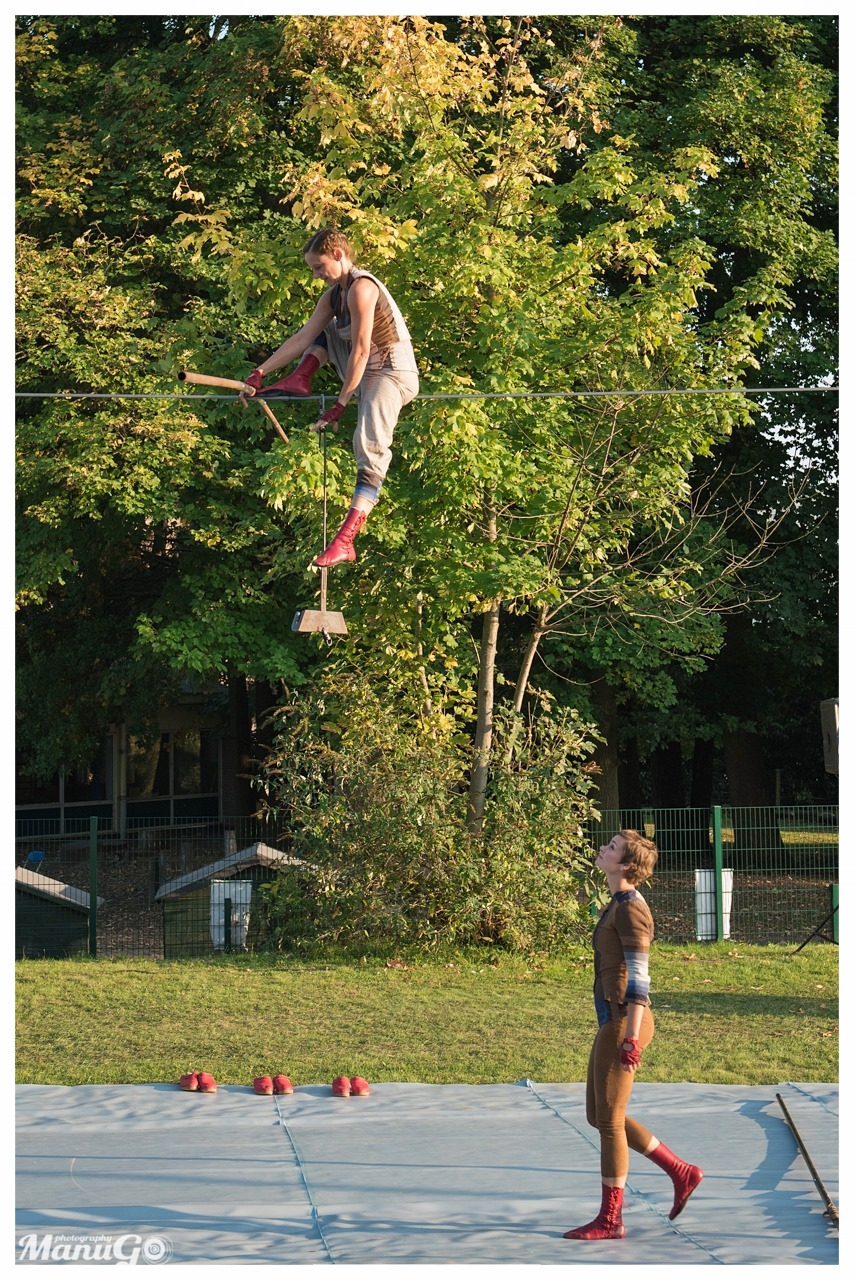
273, 1097, 336, 1265
522, 1079, 725, 1262
783, 1081, 839, 1117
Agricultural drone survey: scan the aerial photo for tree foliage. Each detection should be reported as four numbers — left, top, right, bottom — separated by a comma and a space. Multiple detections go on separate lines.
16, 14, 837, 825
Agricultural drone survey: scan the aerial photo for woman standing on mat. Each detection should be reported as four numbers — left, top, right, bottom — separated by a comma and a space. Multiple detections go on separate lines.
564, 829, 703, 1240
242, 228, 420, 568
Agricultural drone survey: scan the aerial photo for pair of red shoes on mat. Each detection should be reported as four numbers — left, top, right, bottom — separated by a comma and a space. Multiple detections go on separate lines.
333, 1076, 370, 1096
253, 1074, 294, 1095
179, 1071, 217, 1093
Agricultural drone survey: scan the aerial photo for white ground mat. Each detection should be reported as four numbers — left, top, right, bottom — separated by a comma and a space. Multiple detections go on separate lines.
16, 1080, 838, 1265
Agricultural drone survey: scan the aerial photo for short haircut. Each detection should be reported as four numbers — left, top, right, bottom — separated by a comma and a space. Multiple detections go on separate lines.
303, 228, 355, 259
619, 829, 658, 884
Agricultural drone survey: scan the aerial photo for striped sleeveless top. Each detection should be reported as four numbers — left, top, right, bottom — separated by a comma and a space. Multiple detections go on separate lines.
328, 267, 418, 373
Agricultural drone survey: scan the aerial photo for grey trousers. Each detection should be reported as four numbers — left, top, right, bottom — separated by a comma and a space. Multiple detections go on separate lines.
324, 327, 419, 488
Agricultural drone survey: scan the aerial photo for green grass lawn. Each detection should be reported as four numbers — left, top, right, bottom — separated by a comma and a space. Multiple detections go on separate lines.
16, 942, 837, 1088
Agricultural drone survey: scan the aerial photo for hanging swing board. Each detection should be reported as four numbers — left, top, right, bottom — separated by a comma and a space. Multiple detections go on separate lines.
291, 417, 348, 643
292, 568, 348, 640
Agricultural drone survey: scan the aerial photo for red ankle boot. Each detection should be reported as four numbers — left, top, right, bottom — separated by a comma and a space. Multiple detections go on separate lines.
563, 1184, 625, 1240
646, 1142, 703, 1219
314, 508, 367, 567
257, 353, 320, 399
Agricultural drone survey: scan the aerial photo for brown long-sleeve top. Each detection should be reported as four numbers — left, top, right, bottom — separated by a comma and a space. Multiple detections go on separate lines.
592, 888, 654, 1026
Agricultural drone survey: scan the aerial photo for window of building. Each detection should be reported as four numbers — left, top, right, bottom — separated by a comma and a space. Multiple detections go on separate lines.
64, 738, 114, 803
127, 734, 171, 799
15, 756, 60, 806
17, 722, 221, 832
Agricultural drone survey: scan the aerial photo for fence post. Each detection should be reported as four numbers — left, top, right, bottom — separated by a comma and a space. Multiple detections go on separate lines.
831, 883, 839, 944
712, 805, 724, 942
88, 815, 98, 958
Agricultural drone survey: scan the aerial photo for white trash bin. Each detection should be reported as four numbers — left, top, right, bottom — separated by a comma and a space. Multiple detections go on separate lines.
694, 868, 733, 941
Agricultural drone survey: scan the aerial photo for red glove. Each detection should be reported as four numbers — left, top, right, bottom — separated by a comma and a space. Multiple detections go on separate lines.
620, 1037, 642, 1068
244, 369, 264, 393
317, 401, 347, 427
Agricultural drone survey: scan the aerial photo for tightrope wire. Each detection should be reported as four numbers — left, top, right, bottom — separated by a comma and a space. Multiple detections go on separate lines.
14, 386, 838, 402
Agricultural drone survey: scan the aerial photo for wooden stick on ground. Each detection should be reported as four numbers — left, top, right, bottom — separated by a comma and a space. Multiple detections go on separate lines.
775, 1093, 839, 1226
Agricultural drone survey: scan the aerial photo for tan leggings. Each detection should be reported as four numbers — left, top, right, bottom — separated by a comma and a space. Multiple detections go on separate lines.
585, 1004, 655, 1180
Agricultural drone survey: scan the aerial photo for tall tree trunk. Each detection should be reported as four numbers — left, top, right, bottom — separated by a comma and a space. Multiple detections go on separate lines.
723, 727, 783, 866
651, 741, 684, 807
713, 610, 785, 864
467, 600, 501, 834
513, 603, 548, 712
252, 679, 278, 768
415, 592, 433, 718
650, 739, 710, 863
467, 501, 499, 835
591, 677, 620, 818
618, 736, 644, 811
690, 738, 715, 808
221, 672, 255, 819
723, 728, 775, 807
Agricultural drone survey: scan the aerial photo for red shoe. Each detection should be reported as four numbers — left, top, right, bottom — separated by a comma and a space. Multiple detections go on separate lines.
256, 353, 320, 399
253, 1076, 273, 1095
646, 1143, 704, 1219
272, 1074, 294, 1095
563, 1185, 625, 1240
332, 1076, 351, 1096
669, 1163, 703, 1220
179, 1072, 199, 1092
197, 1072, 217, 1093
314, 509, 367, 568
350, 1077, 370, 1096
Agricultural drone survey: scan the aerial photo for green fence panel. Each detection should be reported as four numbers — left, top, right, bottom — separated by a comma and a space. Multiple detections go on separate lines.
586, 807, 838, 946
15, 807, 838, 957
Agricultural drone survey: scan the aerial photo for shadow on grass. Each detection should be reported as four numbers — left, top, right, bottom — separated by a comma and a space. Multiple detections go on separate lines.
652, 993, 837, 1018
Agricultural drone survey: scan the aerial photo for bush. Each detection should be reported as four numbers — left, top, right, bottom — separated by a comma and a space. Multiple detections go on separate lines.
255, 675, 604, 952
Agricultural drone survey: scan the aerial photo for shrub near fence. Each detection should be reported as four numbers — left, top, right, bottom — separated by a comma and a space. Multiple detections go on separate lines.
14, 807, 839, 958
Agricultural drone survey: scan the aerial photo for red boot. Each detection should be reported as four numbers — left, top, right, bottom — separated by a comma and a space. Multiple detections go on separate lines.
646, 1142, 703, 1219
563, 1184, 625, 1240
257, 353, 320, 399
314, 508, 367, 568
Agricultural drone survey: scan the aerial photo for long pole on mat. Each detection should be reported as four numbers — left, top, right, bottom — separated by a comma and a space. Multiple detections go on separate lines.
775, 1093, 839, 1225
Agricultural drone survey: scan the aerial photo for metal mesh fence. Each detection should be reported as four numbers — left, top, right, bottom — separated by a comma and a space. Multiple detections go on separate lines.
15, 816, 280, 959
15, 806, 838, 958
590, 806, 839, 946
